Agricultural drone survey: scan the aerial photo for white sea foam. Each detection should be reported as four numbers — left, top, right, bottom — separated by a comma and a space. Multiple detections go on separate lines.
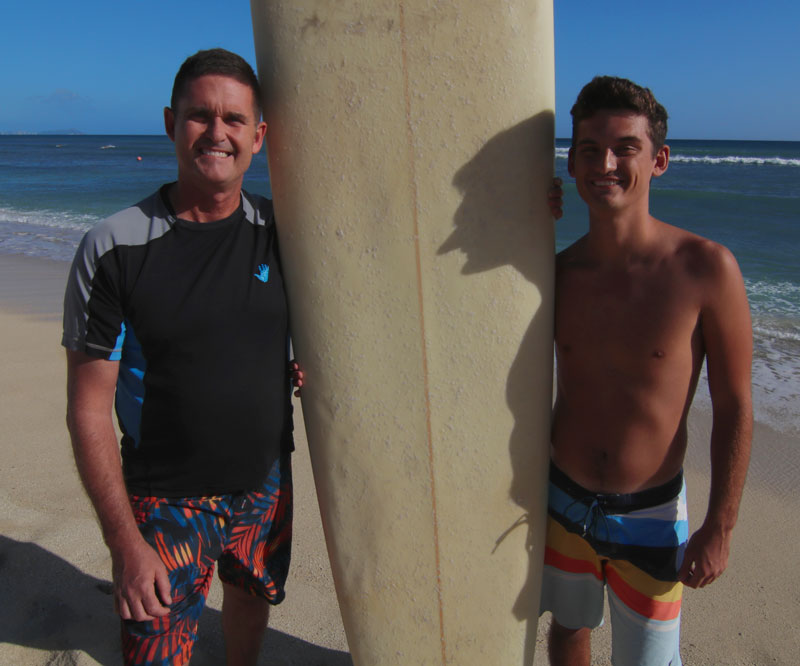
695, 353, 800, 436
555, 146, 800, 168
0, 207, 93, 260
671, 154, 800, 167
746, 279, 800, 319
0, 206, 97, 232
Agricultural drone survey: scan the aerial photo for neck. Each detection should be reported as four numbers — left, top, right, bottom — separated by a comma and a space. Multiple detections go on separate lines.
169, 181, 243, 222
585, 206, 660, 264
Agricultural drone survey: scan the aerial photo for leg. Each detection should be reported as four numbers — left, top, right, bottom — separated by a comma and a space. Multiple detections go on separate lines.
122, 495, 224, 666
222, 582, 270, 666
606, 561, 683, 666
548, 620, 591, 666
218, 456, 293, 664
540, 470, 606, 666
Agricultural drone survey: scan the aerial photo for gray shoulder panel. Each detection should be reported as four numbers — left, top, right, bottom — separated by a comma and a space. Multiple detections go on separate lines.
242, 190, 275, 229
62, 189, 173, 352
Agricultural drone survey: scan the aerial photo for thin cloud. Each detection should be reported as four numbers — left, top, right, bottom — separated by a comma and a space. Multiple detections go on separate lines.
28, 89, 93, 107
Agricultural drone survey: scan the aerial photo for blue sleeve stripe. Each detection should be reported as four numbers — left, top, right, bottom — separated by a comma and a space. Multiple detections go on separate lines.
115, 321, 145, 446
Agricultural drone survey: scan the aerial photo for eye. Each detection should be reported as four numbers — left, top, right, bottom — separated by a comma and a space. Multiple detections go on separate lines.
615, 145, 638, 156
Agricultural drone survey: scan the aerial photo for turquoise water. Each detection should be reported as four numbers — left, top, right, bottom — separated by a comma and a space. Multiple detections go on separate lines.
1, 135, 797, 432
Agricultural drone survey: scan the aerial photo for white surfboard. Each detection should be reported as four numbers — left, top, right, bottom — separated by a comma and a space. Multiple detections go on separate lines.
251, 2, 555, 663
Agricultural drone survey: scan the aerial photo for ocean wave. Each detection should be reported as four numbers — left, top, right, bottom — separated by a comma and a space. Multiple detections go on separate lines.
0, 206, 97, 232
554, 146, 800, 167
695, 354, 800, 434
670, 154, 800, 167
753, 324, 800, 344
746, 279, 800, 318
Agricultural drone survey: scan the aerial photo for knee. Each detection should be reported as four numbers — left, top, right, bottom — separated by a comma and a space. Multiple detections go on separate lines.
548, 619, 591, 665
550, 619, 590, 642
222, 583, 270, 626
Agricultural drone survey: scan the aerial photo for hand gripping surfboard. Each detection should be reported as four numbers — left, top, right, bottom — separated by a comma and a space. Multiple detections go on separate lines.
251, 2, 555, 663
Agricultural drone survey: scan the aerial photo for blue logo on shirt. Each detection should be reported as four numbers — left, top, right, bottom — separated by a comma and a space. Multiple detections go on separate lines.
254, 264, 270, 283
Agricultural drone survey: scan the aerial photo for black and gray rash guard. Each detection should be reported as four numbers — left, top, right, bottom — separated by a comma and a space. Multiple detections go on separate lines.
63, 185, 293, 498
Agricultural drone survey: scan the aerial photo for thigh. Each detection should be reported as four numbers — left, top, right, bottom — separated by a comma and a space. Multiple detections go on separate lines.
121, 495, 229, 666
540, 515, 606, 629
218, 455, 293, 604
606, 558, 683, 666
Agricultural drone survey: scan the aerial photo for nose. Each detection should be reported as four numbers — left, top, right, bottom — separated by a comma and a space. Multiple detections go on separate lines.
602, 148, 617, 172
205, 116, 226, 142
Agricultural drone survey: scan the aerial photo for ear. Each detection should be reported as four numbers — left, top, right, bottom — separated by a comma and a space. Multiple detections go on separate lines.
164, 107, 176, 142
653, 144, 669, 178
251, 120, 267, 155
567, 147, 576, 177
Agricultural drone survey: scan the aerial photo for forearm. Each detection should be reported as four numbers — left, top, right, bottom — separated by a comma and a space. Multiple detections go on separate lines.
65, 351, 171, 618
67, 410, 142, 553
705, 396, 753, 532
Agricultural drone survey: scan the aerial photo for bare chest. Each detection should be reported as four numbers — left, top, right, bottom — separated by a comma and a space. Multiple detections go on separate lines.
555, 267, 703, 369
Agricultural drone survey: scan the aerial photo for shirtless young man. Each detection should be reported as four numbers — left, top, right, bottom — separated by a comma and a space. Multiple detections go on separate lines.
540, 77, 752, 666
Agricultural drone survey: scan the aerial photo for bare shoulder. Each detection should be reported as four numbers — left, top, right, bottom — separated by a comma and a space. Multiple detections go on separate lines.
667, 224, 744, 287
555, 234, 589, 271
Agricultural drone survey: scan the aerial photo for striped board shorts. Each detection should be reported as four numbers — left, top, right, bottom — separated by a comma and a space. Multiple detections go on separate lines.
540, 463, 687, 666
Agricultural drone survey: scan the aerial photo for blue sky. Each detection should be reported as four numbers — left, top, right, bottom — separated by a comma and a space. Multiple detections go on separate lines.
2, 1, 798, 139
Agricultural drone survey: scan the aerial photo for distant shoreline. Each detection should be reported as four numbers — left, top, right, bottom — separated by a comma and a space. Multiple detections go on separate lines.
2, 132, 800, 143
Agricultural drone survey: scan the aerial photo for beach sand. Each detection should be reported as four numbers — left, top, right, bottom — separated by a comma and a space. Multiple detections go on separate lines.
0, 253, 797, 665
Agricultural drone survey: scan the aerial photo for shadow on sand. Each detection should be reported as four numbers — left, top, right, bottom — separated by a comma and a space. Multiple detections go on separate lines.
0, 536, 352, 665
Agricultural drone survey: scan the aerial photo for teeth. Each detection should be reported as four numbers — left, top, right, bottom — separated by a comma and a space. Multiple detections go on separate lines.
202, 149, 229, 157
594, 180, 620, 186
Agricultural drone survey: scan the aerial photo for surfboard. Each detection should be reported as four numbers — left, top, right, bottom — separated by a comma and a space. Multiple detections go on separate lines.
251, 2, 555, 663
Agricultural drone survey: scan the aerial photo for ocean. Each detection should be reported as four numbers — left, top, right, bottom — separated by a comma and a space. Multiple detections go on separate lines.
1, 135, 798, 433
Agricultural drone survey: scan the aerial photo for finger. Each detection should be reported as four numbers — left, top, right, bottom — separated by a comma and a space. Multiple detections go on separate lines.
154, 569, 173, 607
677, 557, 693, 584
116, 593, 132, 620
141, 590, 171, 619
683, 573, 701, 589
126, 596, 155, 622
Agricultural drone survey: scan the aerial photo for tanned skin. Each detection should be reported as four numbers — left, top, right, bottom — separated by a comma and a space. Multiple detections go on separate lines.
548, 111, 753, 665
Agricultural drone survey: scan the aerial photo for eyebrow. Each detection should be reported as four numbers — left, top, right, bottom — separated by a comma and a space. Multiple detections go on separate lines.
577, 135, 644, 146
183, 105, 249, 123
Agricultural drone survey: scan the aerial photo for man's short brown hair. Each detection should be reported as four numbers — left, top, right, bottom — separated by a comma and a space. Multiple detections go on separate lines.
170, 48, 262, 119
571, 76, 668, 154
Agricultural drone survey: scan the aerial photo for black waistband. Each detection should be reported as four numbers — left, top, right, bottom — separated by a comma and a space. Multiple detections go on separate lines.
549, 462, 683, 512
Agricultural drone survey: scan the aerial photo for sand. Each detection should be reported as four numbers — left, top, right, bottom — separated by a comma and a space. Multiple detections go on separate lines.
0, 253, 797, 665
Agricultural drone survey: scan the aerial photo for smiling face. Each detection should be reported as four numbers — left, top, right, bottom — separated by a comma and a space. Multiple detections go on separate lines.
164, 74, 266, 196
568, 110, 668, 216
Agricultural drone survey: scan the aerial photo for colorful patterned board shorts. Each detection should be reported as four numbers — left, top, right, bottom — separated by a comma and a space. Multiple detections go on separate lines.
121, 455, 292, 666
540, 463, 688, 666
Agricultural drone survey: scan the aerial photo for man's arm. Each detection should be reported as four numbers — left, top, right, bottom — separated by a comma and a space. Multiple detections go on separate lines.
66, 349, 172, 619
679, 245, 753, 588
